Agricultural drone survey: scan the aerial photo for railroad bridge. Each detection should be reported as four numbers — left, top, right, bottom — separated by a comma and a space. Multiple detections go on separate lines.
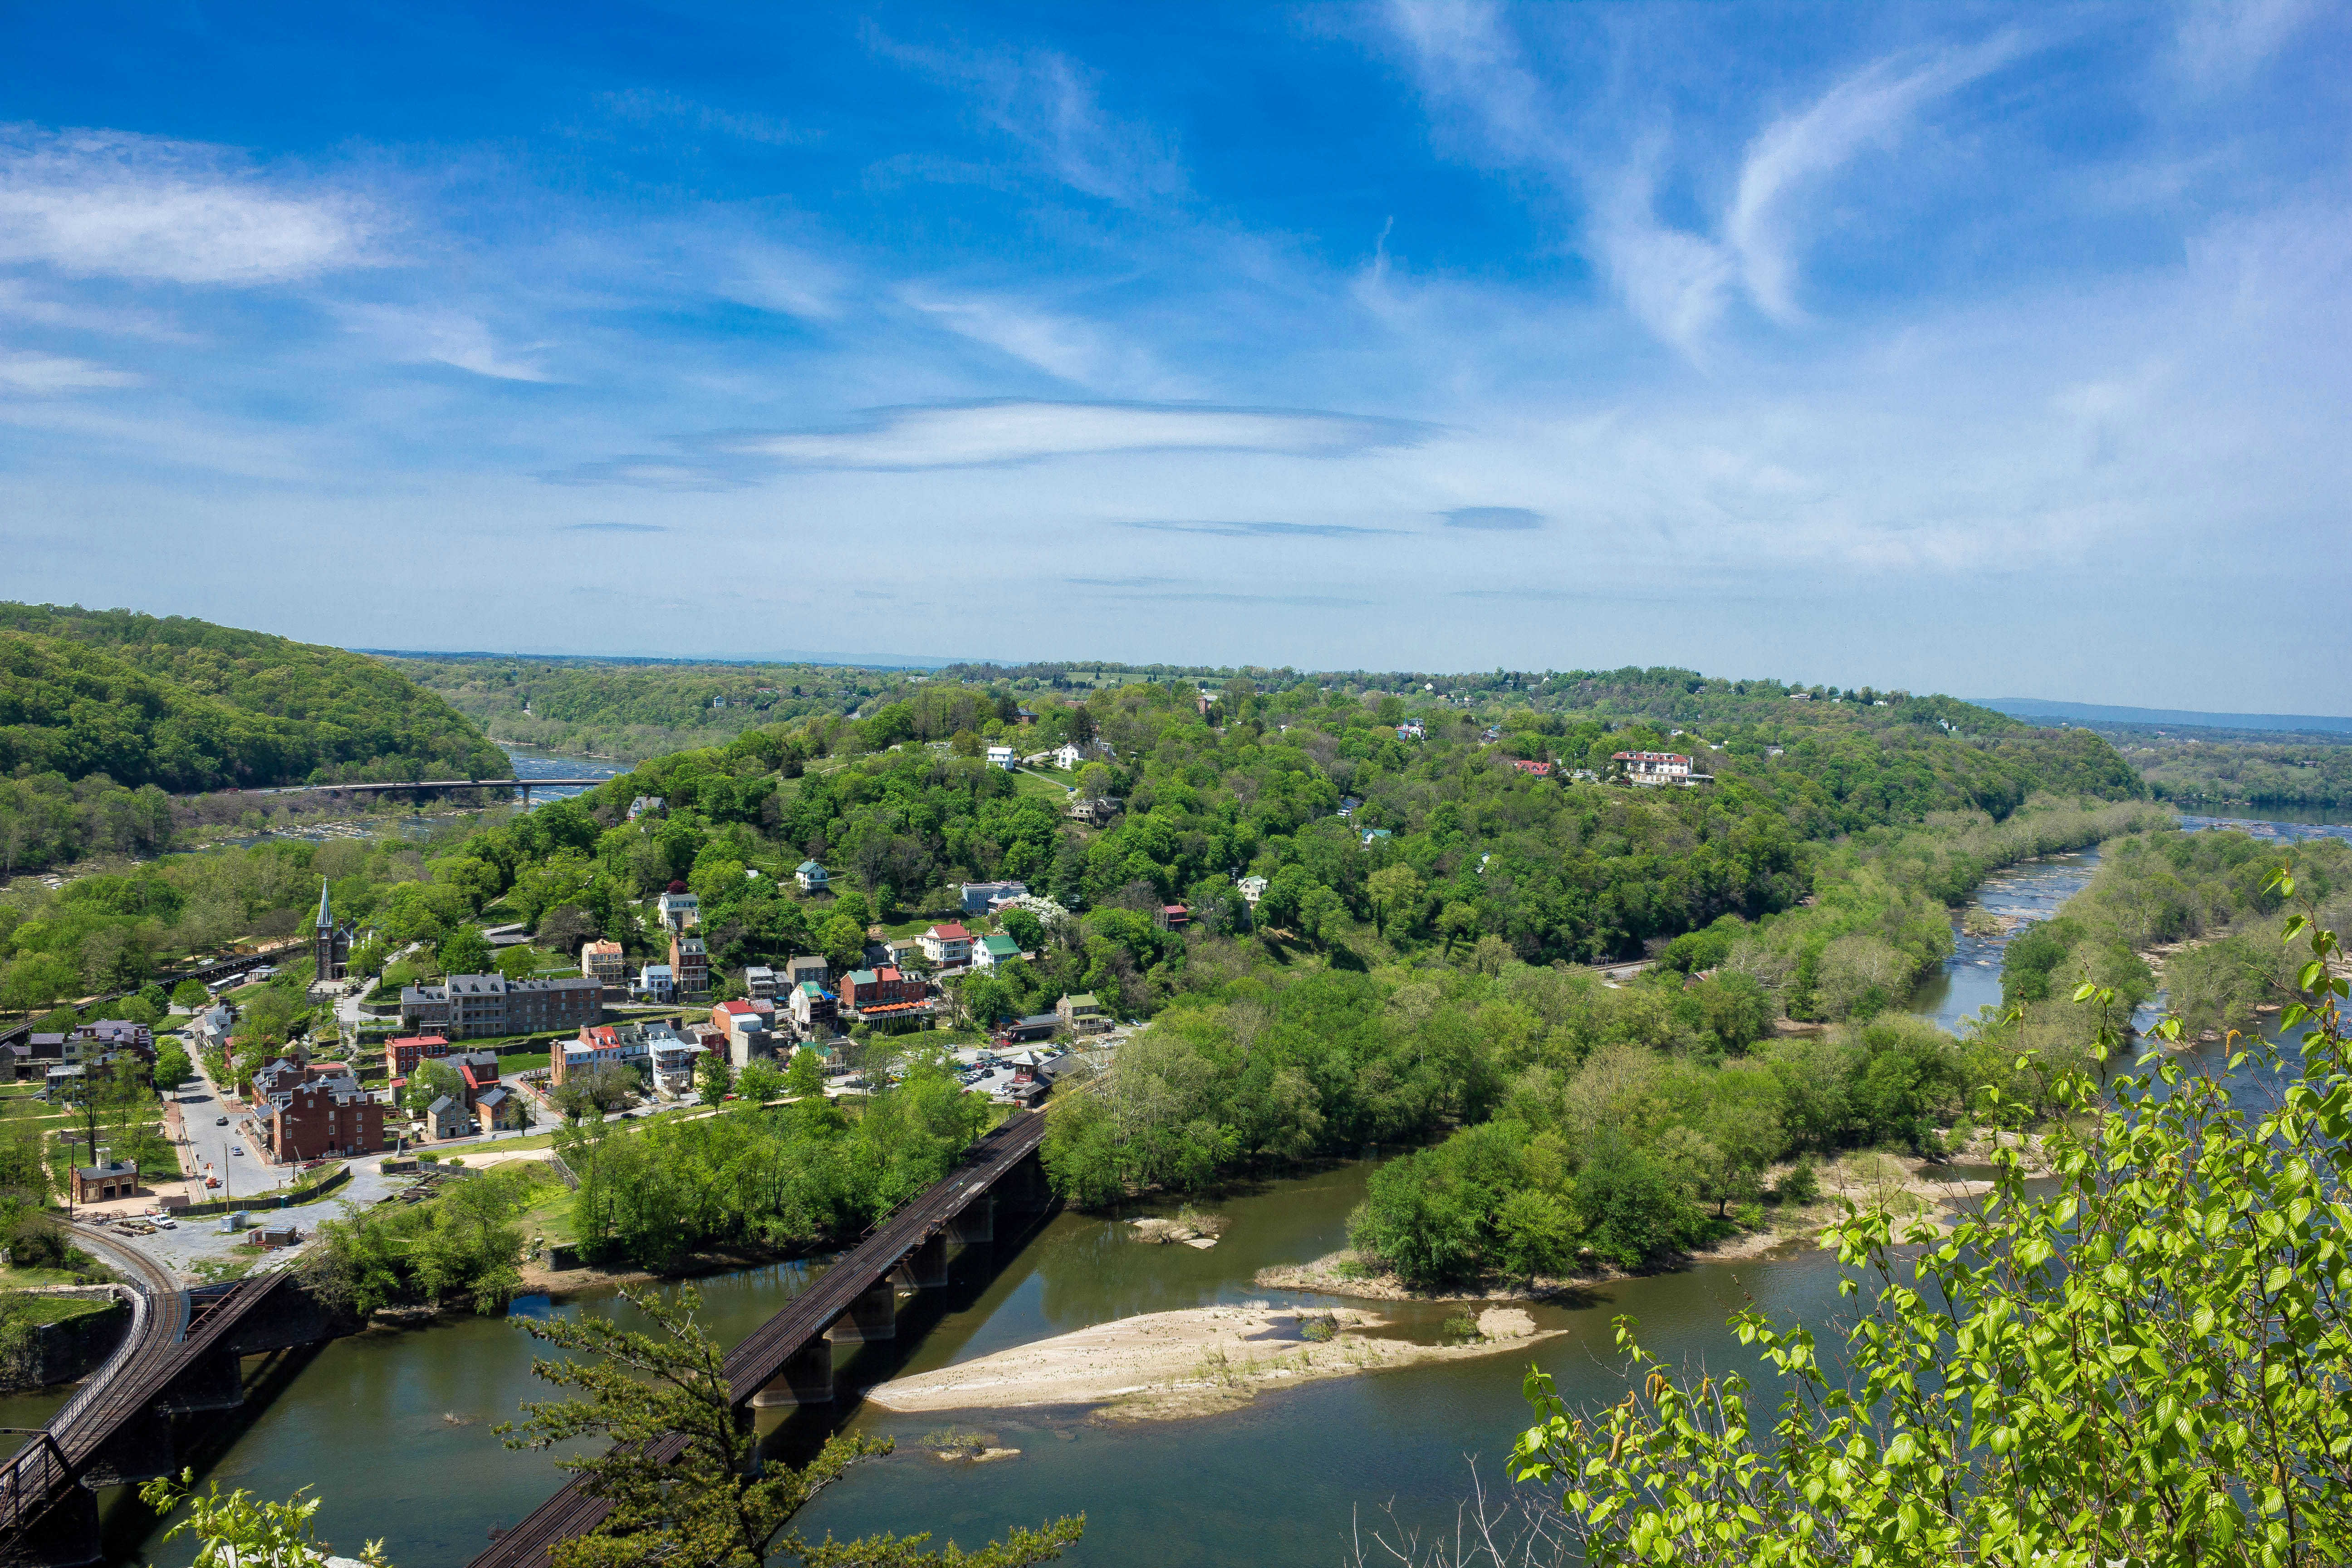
470, 1110, 1057, 1568
0, 1233, 357, 1568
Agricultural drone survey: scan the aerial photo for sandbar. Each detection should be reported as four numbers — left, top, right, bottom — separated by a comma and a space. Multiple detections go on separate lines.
862, 1303, 1557, 1421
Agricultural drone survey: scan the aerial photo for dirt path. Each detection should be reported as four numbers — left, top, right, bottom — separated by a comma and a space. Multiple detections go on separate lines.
862, 1303, 1556, 1421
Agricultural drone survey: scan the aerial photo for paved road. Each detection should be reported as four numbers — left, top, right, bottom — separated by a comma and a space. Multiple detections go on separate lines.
175, 1056, 283, 1200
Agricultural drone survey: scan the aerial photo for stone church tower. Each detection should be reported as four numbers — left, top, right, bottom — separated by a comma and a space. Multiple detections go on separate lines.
313, 878, 353, 982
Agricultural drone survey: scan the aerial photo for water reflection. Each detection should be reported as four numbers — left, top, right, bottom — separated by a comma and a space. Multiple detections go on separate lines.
92, 804, 2349, 1566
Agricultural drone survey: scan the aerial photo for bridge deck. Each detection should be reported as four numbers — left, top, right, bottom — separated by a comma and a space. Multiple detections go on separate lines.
470, 1111, 1050, 1568
0, 1230, 292, 1543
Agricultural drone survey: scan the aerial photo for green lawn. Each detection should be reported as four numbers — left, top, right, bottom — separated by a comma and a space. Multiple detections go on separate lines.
0, 1266, 91, 1291
1010, 768, 1073, 799
1, 1294, 118, 1327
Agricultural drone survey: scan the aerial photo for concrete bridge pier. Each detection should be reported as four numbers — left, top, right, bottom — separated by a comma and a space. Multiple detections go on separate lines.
823, 1280, 898, 1344
749, 1341, 834, 1408
153, 1347, 244, 1415
0, 1485, 101, 1568
900, 1233, 950, 1289
77, 1412, 176, 1489
995, 1153, 1054, 1224
947, 1196, 995, 1246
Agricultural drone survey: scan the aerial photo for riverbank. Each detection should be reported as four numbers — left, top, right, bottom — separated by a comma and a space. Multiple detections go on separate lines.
862, 1302, 1555, 1421
1255, 1141, 2039, 1304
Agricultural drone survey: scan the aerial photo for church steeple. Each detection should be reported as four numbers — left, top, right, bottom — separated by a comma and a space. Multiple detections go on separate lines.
313, 877, 349, 983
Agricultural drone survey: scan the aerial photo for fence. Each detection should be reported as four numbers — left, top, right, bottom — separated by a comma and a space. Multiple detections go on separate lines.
170, 1162, 353, 1219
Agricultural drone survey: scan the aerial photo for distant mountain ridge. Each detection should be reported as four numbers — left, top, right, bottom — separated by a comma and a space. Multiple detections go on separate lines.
1974, 697, 2352, 735
0, 603, 511, 792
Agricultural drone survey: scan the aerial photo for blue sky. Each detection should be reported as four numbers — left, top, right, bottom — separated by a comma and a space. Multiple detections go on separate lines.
3, 2, 2348, 708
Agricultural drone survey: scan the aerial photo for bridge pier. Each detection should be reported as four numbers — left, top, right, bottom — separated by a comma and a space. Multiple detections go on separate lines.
77, 1411, 176, 1489
749, 1340, 834, 1408
0, 1484, 100, 1568
823, 1279, 897, 1344
153, 1347, 244, 1415
995, 1152, 1054, 1224
899, 1233, 950, 1289
947, 1196, 995, 1246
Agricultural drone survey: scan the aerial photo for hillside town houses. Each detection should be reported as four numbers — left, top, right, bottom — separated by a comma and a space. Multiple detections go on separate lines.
399, 973, 603, 1039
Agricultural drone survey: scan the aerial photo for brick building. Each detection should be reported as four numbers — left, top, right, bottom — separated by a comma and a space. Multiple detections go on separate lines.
384, 1034, 453, 1078
263, 1076, 386, 1162
398, 974, 603, 1039
669, 933, 710, 996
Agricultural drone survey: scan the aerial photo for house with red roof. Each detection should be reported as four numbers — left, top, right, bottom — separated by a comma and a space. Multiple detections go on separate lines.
918, 922, 974, 967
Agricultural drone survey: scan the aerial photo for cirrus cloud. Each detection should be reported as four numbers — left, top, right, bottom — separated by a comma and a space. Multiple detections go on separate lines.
706, 399, 1430, 470
0, 125, 374, 284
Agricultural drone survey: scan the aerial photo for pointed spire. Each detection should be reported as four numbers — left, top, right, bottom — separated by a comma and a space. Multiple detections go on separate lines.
316, 876, 333, 930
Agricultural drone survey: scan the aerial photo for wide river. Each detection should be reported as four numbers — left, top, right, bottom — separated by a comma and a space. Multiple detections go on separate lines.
37, 804, 2352, 1565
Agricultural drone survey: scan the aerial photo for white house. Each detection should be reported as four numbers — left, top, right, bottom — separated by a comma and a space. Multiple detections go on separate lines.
1050, 743, 1085, 770
985, 745, 1015, 769
638, 964, 675, 1002
971, 933, 1022, 969
656, 890, 700, 930
1612, 750, 1695, 785
1238, 875, 1269, 906
919, 922, 974, 967
796, 860, 830, 892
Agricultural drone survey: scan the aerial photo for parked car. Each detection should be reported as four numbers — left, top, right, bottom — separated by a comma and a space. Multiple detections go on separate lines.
216, 1116, 229, 1126
230, 1147, 242, 1156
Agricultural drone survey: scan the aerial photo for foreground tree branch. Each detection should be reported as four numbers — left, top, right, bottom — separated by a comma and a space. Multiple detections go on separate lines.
1509, 884, 2352, 1567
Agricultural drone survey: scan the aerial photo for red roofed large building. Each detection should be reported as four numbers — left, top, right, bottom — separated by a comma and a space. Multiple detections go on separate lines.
385, 1035, 453, 1077
918, 923, 973, 966
1611, 751, 1694, 784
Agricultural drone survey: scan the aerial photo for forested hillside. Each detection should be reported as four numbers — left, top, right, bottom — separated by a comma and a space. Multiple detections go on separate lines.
383, 655, 924, 760
0, 603, 509, 877
0, 604, 508, 791
0, 663, 2163, 1279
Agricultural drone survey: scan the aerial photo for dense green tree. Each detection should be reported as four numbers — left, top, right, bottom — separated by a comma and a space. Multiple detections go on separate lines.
498, 1285, 1081, 1568
1509, 903, 2352, 1568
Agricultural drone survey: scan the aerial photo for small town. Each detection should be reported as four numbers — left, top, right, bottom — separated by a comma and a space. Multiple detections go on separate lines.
5, 5, 2349, 1566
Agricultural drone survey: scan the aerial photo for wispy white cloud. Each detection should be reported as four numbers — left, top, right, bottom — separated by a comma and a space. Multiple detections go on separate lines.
600, 88, 818, 147
1441, 505, 1543, 531
870, 30, 1184, 206
902, 289, 1186, 394
0, 125, 375, 284
709, 400, 1427, 469
1727, 34, 2026, 323
1385, 5, 2029, 350
338, 305, 558, 382
2171, 0, 2313, 90
0, 349, 141, 393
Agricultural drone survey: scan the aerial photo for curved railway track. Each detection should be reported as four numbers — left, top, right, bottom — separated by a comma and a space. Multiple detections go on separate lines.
0, 1225, 289, 1546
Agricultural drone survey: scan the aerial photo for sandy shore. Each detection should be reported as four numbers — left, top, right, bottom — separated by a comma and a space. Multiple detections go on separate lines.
862, 1303, 1554, 1421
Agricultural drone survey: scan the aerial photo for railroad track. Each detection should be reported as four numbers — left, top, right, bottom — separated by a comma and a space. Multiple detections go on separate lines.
0, 1225, 288, 1544
470, 1112, 1052, 1568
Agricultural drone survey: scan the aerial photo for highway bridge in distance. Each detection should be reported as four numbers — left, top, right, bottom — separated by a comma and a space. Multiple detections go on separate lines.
244, 778, 613, 806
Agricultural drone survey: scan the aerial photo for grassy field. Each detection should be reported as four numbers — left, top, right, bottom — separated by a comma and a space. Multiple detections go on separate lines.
1, 1293, 118, 1327
0, 1266, 95, 1291
1010, 767, 1074, 799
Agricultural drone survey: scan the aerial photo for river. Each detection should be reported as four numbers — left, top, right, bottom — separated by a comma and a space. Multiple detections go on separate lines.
39, 807, 2352, 1565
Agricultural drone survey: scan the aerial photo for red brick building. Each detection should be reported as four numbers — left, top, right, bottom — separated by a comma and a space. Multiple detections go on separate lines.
265, 1078, 386, 1162
385, 1034, 453, 1077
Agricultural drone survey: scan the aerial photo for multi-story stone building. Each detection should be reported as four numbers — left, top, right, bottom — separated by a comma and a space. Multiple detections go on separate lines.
398, 974, 603, 1040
